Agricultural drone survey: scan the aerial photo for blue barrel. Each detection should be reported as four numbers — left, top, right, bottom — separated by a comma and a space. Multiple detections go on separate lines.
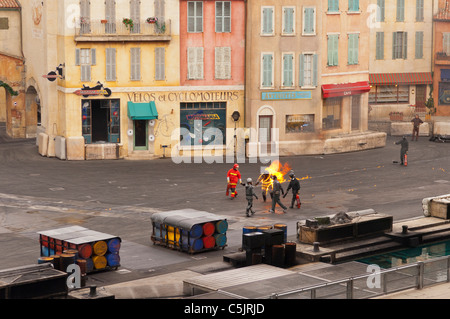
214, 233, 227, 247
243, 226, 257, 235
180, 236, 204, 252
108, 238, 121, 253
215, 220, 228, 234
85, 258, 94, 273
190, 224, 203, 238
106, 253, 121, 267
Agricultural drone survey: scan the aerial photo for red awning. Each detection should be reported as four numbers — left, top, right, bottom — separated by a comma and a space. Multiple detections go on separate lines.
322, 81, 371, 98
369, 72, 433, 85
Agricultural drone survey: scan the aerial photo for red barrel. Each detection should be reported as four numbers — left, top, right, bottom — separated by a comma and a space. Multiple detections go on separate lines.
78, 243, 93, 259
202, 236, 216, 249
203, 223, 215, 237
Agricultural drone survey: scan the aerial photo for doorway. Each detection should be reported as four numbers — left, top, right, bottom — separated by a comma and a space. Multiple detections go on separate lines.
91, 100, 108, 142
416, 85, 427, 111
134, 120, 148, 150
259, 115, 273, 154
351, 95, 361, 131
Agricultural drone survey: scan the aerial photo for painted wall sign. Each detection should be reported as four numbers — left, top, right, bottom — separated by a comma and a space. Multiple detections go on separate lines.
75, 82, 112, 97
261, 91, 312, 101
127, 91, 240, 103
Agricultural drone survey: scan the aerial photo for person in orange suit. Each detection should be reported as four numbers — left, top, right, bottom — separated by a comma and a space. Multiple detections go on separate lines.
226, 164, 243, 199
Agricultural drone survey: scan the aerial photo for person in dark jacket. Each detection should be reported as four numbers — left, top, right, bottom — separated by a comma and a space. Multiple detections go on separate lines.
283, 170, 301, 209
395, 136, 409, 165
244, 178, 258, 217
411, 114, 423, 141
269, 175, 287, 214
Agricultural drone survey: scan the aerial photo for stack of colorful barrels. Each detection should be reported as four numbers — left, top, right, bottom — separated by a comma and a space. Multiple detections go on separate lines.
151, 209, 228, 253
38, 226, 121, 274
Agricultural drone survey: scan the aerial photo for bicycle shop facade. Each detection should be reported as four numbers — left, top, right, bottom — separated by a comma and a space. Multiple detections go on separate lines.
57, 86, 245, 161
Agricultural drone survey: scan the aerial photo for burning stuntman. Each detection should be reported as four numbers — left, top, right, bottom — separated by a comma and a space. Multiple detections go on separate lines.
255, 168, 273, 202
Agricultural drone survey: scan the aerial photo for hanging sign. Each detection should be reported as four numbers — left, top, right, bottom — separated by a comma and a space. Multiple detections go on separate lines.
42, 64, 65, 81
74, 81, 112, 98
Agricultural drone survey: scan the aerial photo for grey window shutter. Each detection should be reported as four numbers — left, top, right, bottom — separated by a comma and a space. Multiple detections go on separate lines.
393, 32, 396, 59
188, 47, 195, 79
197, 47, 204, 79
91, 48, 96, 66
403, 32, 407, 59
312, 54, 318, 87
155, 47, 165, 80
106, 48, 116, 81
298, 54, 304, 87
76, 48, 80, 66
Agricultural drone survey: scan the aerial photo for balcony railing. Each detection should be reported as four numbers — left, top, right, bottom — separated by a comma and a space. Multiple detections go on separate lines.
75, 18, 171, 42
436, 52, 450, 63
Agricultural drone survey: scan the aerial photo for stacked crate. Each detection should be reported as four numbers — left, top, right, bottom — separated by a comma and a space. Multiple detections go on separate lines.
151, 209, 228, 253
38, 226, 121, 273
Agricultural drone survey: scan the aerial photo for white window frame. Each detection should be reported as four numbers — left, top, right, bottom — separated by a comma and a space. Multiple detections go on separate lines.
282, 6, 295, 36
260, 52, 274, 89
301, 52, 315, 88
261, 6, 274, 36
281, 52, 295, 88
215, 1, 231, 33
302, 6, 316, 36
187, 1, 203, 33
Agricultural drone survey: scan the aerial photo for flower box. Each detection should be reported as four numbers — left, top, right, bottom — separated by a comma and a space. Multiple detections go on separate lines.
101, 19, 108, 24
147, 17, 158, 24
389, 112, 403, 121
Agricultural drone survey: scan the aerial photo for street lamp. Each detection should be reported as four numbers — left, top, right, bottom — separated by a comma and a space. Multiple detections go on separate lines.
232, 111, 240, 157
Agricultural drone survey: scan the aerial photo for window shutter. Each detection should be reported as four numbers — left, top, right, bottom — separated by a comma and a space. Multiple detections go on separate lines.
393, 32, 397, 59
348, 35, 354, 65
131, 48, 140, 80
262, 54, 272, 87
224, 1, 231, 32
298, 54, 305, 87
312, 54, 318, 87
415, 32, 423, 59
416, 0, 424, 21
263, 8, 273, 34
216, 2, 223, 32
91, 48, 96, 66
377, 0, 385, 22
130, 0, 141, 33
223, 47, 231, 79
155, 47, 165, 81
329, 35, 338, 66
75, 48, 80, 66
197, 47, 203, 79
106, 48, 116, 81
376, 32, 384, 60
403, 32, 408, 59
444, 33, 450, 55
397, 0, 404, 21
196, 1, 203, 32
188, 47, 195, 79
304, 8, 314, 34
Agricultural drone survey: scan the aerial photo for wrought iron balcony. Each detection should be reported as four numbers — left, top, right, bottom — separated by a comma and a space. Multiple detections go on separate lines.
75, 18, 172, 42
436, 51, 450, 64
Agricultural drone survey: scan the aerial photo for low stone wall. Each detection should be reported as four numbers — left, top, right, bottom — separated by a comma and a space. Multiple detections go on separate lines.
85, 143, 119, 160
434, 122, 450, 135
391, 122, 430, 136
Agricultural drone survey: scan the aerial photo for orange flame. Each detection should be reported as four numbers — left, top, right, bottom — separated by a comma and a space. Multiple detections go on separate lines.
258, 160, 292, 190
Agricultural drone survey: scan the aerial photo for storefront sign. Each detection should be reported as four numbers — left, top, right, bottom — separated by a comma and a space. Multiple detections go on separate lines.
127, 91, 240, 103
261, 91, 312, 101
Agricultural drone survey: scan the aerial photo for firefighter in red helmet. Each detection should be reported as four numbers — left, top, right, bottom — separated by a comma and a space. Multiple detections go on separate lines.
226, 164, 243, 199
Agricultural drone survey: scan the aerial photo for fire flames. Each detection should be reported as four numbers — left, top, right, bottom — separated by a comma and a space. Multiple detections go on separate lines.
263, 160, 292, 184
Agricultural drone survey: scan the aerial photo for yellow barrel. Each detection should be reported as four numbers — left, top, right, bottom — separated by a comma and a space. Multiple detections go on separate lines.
167, 228, 180, 246
92, 255, 107, 270
92, 241, 108, 256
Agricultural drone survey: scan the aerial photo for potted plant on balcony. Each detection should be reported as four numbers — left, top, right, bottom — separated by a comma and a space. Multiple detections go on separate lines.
122, 18, 134, 30
101, 19, 108, 24
155, 19, 166, 33
146, 17, 158, 24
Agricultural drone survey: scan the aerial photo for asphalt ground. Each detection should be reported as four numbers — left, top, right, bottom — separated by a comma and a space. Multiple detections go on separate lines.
1, 122, 450, 290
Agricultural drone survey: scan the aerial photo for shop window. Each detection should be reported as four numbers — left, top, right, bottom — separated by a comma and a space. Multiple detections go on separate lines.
286, 114, 315, 133
369, 85, 409, 104
322, 97, 342, 130
180, 102, 226, 146
439, 82, 450, 105
82, 99, 120, 144
0, 18, 9, 30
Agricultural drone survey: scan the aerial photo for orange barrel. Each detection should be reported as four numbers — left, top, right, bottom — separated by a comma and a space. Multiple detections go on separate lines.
92, 241, 108, 256
284, 242, 296, 266
92, 255, 107, 270
203, 222, 215, 237
106, 253, 120, 267
202, 236, 216, 249
76, 259, 87, 275
60, 253, 76, 272
50, 254, 62, 270
38, 256, 54, 264
215, 220, 228, 234
107, 238, 121, 254
78, 243, 93, 259
214, 233, 227, 247
256, 225, 272, 232
274, 224, 287, 243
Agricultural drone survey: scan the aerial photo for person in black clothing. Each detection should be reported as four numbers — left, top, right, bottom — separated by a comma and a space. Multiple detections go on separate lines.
395, 136, 409, 165
244, 178, 258, 217
269, 175, 287, 214
283, 170, 301, 209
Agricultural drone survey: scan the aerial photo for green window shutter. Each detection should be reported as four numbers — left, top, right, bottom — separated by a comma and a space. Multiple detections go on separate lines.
284, 8, 294, 34
403, 32, 408, 59
312, 54, 318, 87
349, 0, 359, 11
415, 31, 423, 59
328, 35, 338, 66
304, 8, 314, 34
376, 32, 384, 60
262, 54, 272, 87
397, 0, 404, 22
263, 8, 273, 34
377, 0, 385, 22
328, 0, 338, 12
416, 0, 424, 22
298, 54, 304, 87
283, 54, 293, 86
348, 34, 359, 65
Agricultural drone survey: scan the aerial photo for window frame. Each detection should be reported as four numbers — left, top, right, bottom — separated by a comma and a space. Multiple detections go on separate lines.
187, 1, 203, 33
302, 6, 316, 36
327, 34, 339, 66
215, 1, 231, 33
261, 6, 274, 36
261, 52, 274, 89
282, 6, 295, 36
281, 52, 295, 88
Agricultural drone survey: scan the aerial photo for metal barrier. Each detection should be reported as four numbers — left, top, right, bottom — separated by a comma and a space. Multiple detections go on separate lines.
269, 255, 450, 299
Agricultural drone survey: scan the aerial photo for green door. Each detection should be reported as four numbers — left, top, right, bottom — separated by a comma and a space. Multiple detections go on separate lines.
134, 120, 148, 150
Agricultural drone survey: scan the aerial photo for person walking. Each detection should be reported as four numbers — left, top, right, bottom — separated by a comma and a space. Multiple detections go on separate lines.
269, 175, 287, 214
395, 136, 409, 166
411, 114, 423, 141
244, 178, 258, 217
226, 164, 243, 199
255, 169, 272, 202
283, 170, 301, 209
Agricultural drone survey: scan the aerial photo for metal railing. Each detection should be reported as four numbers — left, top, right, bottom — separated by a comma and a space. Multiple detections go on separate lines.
76, 19, 171, 37
269, 255, 450, 299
